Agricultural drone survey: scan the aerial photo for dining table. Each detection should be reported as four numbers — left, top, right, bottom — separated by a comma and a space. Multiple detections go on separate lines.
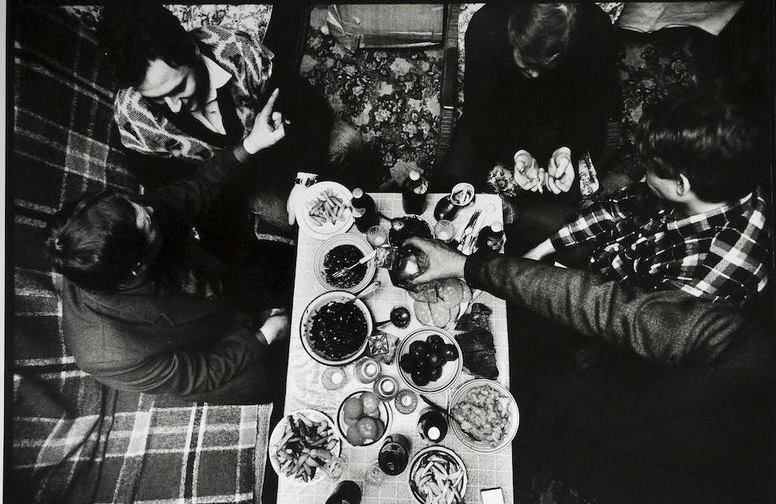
276, 191, 515, 504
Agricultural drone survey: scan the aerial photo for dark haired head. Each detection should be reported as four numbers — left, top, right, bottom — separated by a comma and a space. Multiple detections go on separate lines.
508, 3, 578, 75
46, 191, 150, 291
636, 89, 760, 203
98, 1, 198, 88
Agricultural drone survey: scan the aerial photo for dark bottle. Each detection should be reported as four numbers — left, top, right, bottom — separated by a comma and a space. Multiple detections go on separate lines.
476, 222, 505, 252
402, 170, 428, 215
351, 188, 379, 232
418, 409, 448, 443
377, 434, 411, 476
325, 480, 362, 504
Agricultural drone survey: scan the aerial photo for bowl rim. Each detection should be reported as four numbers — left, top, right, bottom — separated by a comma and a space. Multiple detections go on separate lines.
313, 234, 376, 293
268, 408, 342, 484
449, 378, 520, 453
300, 291, 373, 366
407, 444, 468, 504
336, 389, 392, 447
397, 328, 463, 394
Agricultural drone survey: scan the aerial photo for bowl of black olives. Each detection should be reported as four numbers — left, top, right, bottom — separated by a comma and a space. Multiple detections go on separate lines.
397, 329, 462, 394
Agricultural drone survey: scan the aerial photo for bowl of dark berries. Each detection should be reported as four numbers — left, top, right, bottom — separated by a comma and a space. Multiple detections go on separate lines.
398, 328, 462, 394
314, 234, 376, 293
301, 291, 373, 366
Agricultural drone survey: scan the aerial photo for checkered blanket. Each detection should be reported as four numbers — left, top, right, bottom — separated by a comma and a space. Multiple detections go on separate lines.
11, 6, 269, 503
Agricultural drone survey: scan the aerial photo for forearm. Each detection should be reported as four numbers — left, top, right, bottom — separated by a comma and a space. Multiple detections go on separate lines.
464, 254, 745, 365
95, 323, 268, 397
151, 144, 250, 222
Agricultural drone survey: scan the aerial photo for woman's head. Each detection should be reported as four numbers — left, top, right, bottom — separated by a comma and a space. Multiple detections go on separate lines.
47, 191, 161, 291
507, 3, 579, 78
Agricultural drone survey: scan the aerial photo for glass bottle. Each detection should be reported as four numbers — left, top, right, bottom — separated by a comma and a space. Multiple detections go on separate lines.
402, 170, 428, 215
351, 188, 379, 232
325, 480, 362, 504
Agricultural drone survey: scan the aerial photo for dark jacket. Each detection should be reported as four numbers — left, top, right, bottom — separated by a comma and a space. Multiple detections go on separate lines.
464, 254, 751, 365
463, 2, 619, 171
62, 148, 273, 404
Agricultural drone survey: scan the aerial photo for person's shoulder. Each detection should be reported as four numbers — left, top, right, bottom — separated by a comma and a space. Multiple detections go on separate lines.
466, 4, 509, 50
194, 24, 260, 52
575, 2, 615, 42
468, 4, 508, 33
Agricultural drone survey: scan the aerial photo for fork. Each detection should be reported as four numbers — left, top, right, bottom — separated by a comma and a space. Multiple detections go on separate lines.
331, 250, 377, 279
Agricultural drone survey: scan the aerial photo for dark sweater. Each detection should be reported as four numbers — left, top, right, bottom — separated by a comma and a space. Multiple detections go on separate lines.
463, 2, 619, 172
62, 149, 274, 404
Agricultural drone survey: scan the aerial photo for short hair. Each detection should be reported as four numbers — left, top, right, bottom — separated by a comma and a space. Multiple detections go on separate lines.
97, 1, 198, 88
46, 191, 149, 291
508, 3, 579, 69
636, 90, 760, 203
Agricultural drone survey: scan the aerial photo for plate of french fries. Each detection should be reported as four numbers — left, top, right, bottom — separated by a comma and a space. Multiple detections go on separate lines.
408, 446, 467, 504
269, 409, 342, 484
296, 181, 354, 239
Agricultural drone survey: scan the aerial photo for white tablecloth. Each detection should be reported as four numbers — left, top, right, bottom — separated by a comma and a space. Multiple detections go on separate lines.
278, 193, 514, 504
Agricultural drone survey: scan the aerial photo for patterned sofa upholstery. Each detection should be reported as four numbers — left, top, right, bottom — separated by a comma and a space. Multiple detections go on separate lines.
11, 6, 272, 503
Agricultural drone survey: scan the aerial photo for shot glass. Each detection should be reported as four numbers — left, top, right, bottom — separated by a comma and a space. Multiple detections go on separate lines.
366, 225, 389, 247
434, 220, 456, 243
364, 462, 386, 486
323, 454, 349, 482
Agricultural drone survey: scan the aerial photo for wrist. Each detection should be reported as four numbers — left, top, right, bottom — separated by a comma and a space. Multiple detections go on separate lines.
242, 136, 261, 155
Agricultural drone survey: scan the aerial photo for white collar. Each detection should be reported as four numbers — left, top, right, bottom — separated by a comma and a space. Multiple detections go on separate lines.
201, 55, 232, 104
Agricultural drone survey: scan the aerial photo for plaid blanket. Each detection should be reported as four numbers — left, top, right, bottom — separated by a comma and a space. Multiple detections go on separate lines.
11, 6, 270, 503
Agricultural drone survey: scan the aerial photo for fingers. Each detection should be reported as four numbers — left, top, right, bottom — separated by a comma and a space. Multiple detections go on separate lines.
403, 236, 432, 251
272, 111, 283, 130
260, 88, 280, 120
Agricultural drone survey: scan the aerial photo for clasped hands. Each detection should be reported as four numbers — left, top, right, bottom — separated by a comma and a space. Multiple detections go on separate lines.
513, 147, 574, 194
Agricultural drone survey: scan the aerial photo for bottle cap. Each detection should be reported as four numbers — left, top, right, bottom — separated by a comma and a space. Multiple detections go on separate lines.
352, 188, 364, 198
409, 171, 420, 181
492, 222, 503, 233
427, 426, 441, 440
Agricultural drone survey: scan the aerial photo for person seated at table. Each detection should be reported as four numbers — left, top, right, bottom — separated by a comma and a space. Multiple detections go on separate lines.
434, 1, 619, 253
523, 90, 769, 306
46, 93, 290, 405
97, 1, 368, 245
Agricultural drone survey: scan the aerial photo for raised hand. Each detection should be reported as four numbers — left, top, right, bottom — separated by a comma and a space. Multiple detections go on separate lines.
546, 147, 575, 194
243, 88, 286, 154
512, 150, 543, 192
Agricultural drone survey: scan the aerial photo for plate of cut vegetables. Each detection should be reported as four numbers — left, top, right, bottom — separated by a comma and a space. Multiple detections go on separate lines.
269, 409, 342, 484
408, 446, 467, 504
296, 181, 354, 240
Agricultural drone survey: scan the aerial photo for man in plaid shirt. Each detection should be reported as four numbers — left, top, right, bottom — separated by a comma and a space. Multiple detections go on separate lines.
524, 91, 769, 306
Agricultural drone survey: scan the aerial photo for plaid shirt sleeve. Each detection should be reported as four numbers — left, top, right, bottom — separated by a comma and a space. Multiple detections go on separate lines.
674, 195, 769, 305
550, 183, 647, 250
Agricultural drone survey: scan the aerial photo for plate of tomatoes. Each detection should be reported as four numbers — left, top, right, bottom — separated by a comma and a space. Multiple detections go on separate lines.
398, 328, 462, 394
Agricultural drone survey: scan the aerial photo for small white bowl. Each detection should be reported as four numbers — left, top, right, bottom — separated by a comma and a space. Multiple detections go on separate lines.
336, 389, 392, 447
